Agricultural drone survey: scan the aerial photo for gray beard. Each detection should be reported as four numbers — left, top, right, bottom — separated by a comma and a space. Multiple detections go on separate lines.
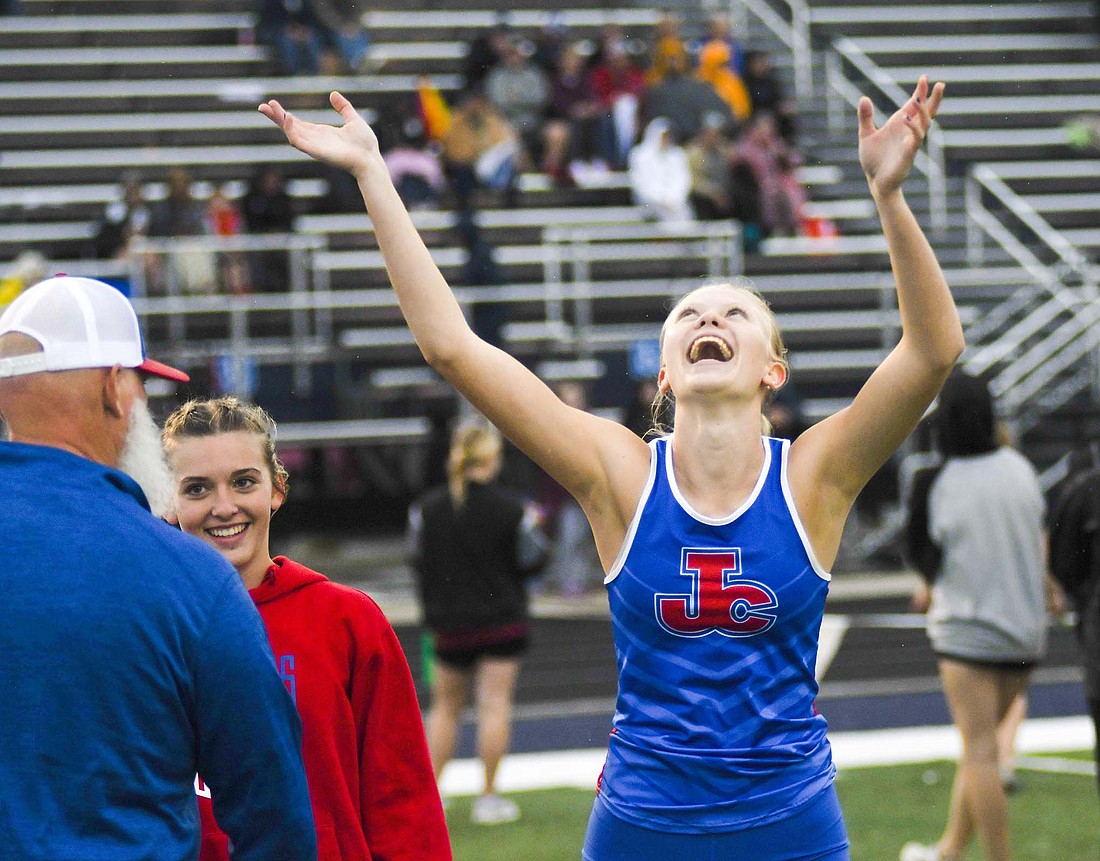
117, 399, 174, 519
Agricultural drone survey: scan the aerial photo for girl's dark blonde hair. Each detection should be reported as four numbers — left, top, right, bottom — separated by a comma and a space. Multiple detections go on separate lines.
651, 277, 789, 436
446, 417, 502, 507
162, 396, 289, 496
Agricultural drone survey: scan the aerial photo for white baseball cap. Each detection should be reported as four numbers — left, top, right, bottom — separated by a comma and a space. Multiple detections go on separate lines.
0, 275, 189, 383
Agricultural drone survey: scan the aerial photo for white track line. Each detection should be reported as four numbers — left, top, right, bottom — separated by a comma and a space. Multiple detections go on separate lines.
439, 716, 1095, 797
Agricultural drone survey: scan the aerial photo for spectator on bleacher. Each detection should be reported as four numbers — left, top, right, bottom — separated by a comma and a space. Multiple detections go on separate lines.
243, 165, 295, 233
588, 42, 646, 169
205, 185, 251, 295
643, 10, 688, 86
257, 0, 324, 76
256, 0, 321, 75
242, 166, 295, 291
206, 185, 243, 238
584, 22, 629, 72
685, 112, 735, 221
442, 88, 521, 212
383, 118, 445, 211
743, 50, 799, 146
728, 149, 766, 253
92, 173, 151, 261
407, 418, 549, 825
543, 42, 616, 186
456, 211, 509, 348
484, 38, 551, 168
628, 117, 692, 223
696, 39, 751, 126
735, 112, 807, 238
640, 49, 735, 143
530, 11, 569, 76
463, 17, 513, 92
149, 167, 216, 295
311, 0, 370, 74
164, 397, 451, 860
691, 12, 746, 76
150, 167, 208, 239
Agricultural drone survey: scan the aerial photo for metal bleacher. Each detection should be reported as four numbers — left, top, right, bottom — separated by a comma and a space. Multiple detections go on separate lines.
4, 0, 1100, 551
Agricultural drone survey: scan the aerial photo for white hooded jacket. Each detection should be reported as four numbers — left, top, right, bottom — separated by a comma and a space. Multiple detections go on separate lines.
627, 117, 693, 222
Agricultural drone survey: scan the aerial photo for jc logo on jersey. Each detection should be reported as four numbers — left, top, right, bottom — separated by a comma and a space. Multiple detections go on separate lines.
655, 548, 779, 638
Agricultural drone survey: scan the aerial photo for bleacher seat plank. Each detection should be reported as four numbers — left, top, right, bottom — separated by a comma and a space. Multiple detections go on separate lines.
811, 3, 1093, 25
0, 13, 253, 33
0, 45, 264, 66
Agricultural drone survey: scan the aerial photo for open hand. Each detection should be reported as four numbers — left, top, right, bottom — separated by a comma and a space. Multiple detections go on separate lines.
858, 76, 945, 198
259, 91, 380, 178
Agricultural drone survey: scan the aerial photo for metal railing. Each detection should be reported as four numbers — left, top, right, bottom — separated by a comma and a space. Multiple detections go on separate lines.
542, 220, 743, 352
825, 38, 947, 235
728, 0, 812, 105
964, 163, 1100, 428
129, 233, 327, 393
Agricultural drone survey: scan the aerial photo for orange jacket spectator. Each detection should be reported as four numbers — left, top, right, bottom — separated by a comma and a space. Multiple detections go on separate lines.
697, 40, 751, 122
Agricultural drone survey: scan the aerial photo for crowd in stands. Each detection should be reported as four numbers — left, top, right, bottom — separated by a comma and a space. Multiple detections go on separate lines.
49, 8, 812, 300
1, 4, 815, 536
257, 0, 372, 75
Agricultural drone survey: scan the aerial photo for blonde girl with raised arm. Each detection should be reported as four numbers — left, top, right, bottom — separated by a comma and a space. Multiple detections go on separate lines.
262, 75, 961, 860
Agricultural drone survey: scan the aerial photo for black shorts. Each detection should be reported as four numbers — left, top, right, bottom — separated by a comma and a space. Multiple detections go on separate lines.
434, 635, 530, 671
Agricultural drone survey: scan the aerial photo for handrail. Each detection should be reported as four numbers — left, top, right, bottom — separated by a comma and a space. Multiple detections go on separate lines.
963, 162, 1100, 430
967, 164, 1093, 281
825, 38, 947, 235
542, 219, 743, 351
729, 0, 812, 104
129, 232, 328, 394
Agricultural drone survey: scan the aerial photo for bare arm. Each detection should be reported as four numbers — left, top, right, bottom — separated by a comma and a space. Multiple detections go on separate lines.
790, 77, 964, 556
259, 94, 648, 547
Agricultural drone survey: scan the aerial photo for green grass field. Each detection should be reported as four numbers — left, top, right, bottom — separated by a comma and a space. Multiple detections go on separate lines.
444, 757, 1097, 860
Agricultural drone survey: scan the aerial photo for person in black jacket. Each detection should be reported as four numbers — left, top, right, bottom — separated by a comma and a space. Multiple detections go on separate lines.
407, 417, 548, 825
1049, 442, 1100, 802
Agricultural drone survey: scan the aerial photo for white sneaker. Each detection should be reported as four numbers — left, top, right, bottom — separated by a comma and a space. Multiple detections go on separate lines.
899, 843, 944, 861
471, 793, 520, 825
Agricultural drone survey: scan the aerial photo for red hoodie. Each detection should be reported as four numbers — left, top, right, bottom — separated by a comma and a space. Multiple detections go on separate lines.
198, 557, 451, 860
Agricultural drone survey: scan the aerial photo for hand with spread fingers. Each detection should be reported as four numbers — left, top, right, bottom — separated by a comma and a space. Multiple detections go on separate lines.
857, 75, 945, 199
259, 91, 380, 179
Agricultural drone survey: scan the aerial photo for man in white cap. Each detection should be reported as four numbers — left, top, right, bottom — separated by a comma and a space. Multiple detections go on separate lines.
0, 276, 317, 860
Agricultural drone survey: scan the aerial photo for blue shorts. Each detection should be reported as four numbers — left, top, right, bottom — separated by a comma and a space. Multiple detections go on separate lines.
582, 784, 849, 861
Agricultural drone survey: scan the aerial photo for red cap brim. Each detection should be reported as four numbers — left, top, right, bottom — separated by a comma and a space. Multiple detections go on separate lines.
137, 357, 190, 383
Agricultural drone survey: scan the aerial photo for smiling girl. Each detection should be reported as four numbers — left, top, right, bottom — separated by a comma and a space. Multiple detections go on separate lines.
260, 74, 962, 859
163, 397, 450, 861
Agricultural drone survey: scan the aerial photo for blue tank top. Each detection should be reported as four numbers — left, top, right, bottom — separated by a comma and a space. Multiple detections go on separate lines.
600, 435, 834, 833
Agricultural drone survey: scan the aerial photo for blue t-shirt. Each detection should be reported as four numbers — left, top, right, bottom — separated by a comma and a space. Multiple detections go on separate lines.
600, 436, 834, 832
0, 442, 316, 860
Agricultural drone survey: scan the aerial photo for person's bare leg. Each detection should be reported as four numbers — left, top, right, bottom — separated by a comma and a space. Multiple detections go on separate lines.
996, 692, 1027, 787
938, 659, 1031, 861
425, 660, 472, 782
474, 656, 520, 795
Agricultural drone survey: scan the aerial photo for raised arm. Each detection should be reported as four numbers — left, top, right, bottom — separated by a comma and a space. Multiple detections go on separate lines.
790, 77, 964, 551
259, 94, 648, 548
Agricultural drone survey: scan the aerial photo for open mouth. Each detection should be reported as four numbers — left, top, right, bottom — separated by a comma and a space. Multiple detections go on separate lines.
207, 523, 248, 539
688, 335, 733, 363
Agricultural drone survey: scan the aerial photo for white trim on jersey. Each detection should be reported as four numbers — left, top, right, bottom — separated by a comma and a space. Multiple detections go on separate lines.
778, 437, 832, 581
604, 437, 662, 585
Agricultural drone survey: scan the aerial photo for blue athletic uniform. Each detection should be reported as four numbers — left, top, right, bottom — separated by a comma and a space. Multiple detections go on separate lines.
585, 436, 848, 859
